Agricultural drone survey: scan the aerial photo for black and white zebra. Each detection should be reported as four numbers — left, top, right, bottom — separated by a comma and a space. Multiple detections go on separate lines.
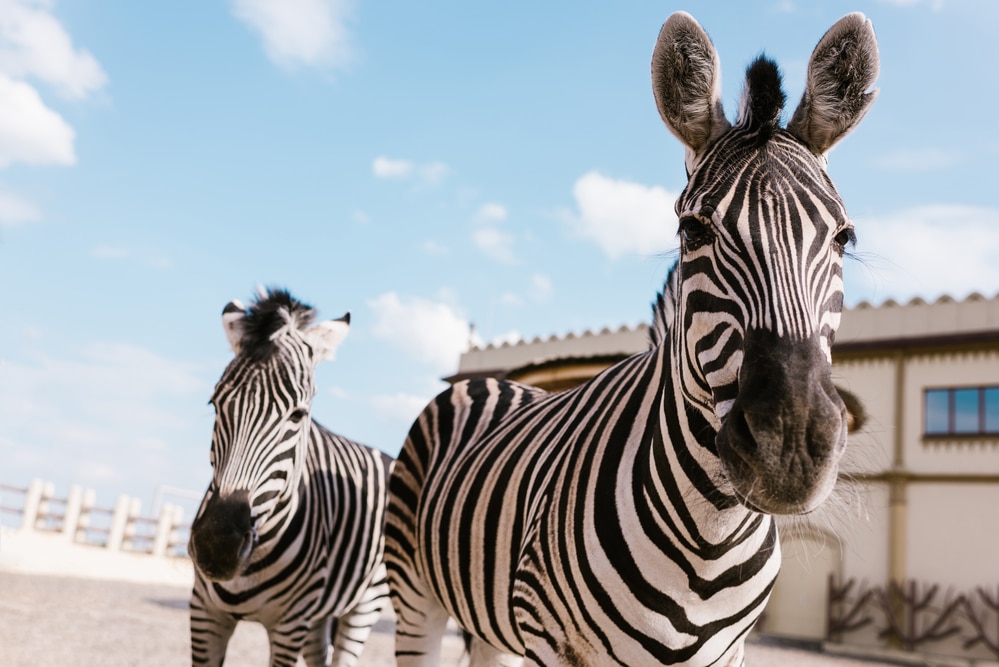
384, 12, 878, 667
188, 290, 392, 667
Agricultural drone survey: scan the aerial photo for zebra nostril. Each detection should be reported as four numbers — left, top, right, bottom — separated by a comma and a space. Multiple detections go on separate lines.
238, 529, 255, 558
727, 409, 757, 455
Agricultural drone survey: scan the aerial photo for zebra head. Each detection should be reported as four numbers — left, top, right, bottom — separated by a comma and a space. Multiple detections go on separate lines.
188, 289, 350, 582
652, 13, 878, 515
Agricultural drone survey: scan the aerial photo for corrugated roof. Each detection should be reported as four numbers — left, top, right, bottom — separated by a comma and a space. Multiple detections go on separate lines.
457, 291, 999, 375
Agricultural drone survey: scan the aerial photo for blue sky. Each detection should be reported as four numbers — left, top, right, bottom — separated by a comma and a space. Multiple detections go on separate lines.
2, 0, 998, 522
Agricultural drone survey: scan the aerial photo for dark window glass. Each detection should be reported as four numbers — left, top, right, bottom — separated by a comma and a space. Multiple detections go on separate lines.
925, 389, 950, 435
953, 388, 980, 433
985, 388, 999, 434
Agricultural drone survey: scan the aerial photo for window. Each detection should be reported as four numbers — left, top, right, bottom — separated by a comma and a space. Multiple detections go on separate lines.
924, 387, 999, 436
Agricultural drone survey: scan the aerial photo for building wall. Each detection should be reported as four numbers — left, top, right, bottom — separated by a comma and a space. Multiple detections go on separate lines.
834, 358, 895, 475
906, 483, 999, 589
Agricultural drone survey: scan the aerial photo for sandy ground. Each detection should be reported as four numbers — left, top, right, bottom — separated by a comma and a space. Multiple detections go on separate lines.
0, 570, 906, 667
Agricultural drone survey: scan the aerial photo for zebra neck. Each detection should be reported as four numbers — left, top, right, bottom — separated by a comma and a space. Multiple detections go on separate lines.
249, 475, 308, 564
644, 341, 768, 551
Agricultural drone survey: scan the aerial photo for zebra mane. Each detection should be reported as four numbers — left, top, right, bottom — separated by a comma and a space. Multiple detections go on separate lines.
648, 262, 679, 348
237, 288, 317, 360
736, 55, 786, 137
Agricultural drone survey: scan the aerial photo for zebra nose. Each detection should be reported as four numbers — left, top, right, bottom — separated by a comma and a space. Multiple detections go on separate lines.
189, 489, 255, 581
715, 331, 847, 514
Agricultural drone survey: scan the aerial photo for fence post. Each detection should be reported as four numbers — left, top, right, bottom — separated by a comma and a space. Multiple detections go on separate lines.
76, 489, 96, 543
19, 478, 45, 532
123, 497, 142, 552
37, 481, 55, 530
62, 485, 84, 541
106, 495, 132, 551
153, 503, 183, 557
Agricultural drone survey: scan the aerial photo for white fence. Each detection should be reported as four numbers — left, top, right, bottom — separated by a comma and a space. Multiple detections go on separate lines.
1, 478, 190, 558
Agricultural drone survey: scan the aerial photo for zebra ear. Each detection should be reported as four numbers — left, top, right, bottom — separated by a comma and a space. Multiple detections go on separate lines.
787, 12, 880, 155
307, 312, 350, 362
222, 300, 247, 354
651, 12, 730, 156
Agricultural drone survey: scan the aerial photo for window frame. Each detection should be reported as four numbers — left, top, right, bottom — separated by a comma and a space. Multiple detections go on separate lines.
923, 386, 999, 438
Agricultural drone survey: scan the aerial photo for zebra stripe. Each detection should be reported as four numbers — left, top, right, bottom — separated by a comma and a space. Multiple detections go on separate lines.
385, 11, 878, 667
189, 290, 391, 667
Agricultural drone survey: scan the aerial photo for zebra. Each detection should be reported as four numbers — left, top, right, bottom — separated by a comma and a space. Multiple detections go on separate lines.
188, 289, 392, 667
384, 11, 878, 667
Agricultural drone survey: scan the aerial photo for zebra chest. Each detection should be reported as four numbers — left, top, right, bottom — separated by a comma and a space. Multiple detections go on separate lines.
506, 452, 777, 666
199, 515, 352, 622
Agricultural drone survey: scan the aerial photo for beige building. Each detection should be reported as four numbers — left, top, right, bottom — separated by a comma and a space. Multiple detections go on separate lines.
449, 293, 999, 661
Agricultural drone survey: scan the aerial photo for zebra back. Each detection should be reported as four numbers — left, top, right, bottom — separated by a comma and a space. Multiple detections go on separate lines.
648, 262, 679, 349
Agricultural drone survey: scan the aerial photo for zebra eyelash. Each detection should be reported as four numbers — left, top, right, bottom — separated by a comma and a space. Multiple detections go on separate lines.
832, 226, 857, 252
677, 214, 715, 248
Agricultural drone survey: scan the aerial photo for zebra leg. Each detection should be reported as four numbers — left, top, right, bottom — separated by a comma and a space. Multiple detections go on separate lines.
386, 435, 454, 665
266, 622, 310, 667
385, 554, 451, 667
324, 570, 391, 667
189, 588, 237, 667
467, 636, 524, 667
301, 618, 334, 667
717, 641, 746, 666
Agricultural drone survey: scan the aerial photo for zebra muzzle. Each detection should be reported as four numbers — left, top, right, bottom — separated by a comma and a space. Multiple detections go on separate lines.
715, 331, 847, 515
189, 489, 256, 581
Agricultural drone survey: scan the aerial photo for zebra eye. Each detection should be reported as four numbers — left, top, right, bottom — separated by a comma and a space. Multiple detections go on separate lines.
678, 215, 713, 247
833, 227, 856, 249
288, 407, 308, 424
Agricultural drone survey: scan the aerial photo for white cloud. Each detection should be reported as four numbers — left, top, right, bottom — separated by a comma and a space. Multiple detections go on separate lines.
0, 2, 107, 171
0, 0, 107, 99
875, 148, 960, 172
0, 189, 40, 226
528, 273, 554, 303
230, 0, 354, 70
876, 0, 944, 8
421, 240, 448, 255
91, 245, 129, 260
367, 292, 471, 372
473, 226, 516, 263
89, 244, 171, 269
499, 292, 522, 306
849, 204, 999, 303
476, 202, 507, 222
78, 342, 206, 395
472, 202, 515, 262
419, 161, 449, 184
369, 392, 432, 429
372, 155, 449, 186
0, 72, 74, 166
491, 276, 552, 311
372, 156, 413, 179
562, 171, 678, 260
328, 385, 350, 400
0, 342, 212, 493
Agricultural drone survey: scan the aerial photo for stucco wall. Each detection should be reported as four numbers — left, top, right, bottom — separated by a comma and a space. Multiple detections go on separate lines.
834, 358, 895, 475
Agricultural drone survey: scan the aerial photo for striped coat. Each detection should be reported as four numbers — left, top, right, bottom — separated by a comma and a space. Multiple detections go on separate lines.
189, 290, 391, 667
386, 11, 879, 667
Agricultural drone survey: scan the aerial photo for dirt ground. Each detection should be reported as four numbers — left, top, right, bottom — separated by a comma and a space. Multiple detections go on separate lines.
0, 570, 904, 666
